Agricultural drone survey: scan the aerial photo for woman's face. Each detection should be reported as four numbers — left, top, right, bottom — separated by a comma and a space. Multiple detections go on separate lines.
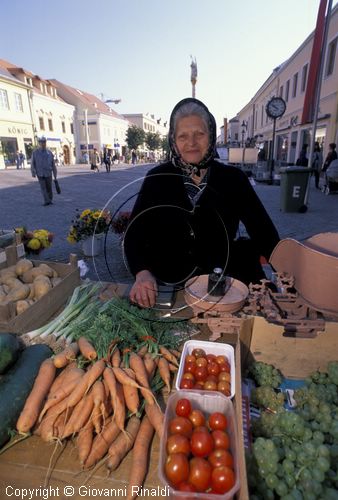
175, 114, 209, 164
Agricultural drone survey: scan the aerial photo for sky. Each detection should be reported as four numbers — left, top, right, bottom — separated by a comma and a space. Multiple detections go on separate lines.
1, 0, 336, 130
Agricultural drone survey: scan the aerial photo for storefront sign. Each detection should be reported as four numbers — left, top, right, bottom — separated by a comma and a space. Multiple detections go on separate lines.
7, 126, 29, 135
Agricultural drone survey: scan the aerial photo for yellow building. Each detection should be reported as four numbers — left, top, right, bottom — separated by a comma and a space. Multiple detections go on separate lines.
237, 3, 338, 165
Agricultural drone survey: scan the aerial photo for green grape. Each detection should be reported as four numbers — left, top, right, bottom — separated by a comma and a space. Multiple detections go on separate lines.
265, 473, 278, 490
303, 441, 316, 459
317, 456, 330, 473
317, 444, 330, 458
322, 487, 338, 500
285, 448, 297, 462
275, 481, 288, 496
311, 467, 325, 483
289, 488, 303, 500
284, 473, 296, 488
329, 444, 338, 458
312, 431, 325, 444
303, 427, 313, 441
283, 459, 295, 474
299, 468, 311, 482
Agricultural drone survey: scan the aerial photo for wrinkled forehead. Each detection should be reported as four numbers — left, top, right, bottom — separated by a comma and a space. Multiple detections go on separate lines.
174, 114, 209, 135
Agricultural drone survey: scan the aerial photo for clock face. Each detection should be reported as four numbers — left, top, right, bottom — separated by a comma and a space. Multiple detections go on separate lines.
266, 97, 286, 118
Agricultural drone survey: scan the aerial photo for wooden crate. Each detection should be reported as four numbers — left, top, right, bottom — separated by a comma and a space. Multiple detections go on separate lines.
0, 232, 25, 270
0, 254, 80, 334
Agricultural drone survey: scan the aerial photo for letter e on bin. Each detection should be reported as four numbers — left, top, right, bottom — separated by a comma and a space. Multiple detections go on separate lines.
292, 186, 301, 198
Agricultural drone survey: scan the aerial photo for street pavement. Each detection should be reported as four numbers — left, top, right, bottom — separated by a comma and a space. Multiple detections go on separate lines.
1, 163, 337, 284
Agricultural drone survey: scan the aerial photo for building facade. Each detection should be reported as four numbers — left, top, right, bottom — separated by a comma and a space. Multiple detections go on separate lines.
236, 3, 338, 164
0, 65, 35, 169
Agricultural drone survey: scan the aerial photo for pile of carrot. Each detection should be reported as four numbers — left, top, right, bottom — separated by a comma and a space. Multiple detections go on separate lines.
15, 336, 181, 499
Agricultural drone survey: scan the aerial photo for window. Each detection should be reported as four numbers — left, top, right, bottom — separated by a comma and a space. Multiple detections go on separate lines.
285, 80, 290, 102
39, 117, 45, 130
261, 105, 264, 126
48, 119, 53, 131
0, 89, 9, 110
279, 86, 283, 99
292, 73, 298, 98
14, 93, 23, 112
326, 37, 337, 77
70, 123, 74, 134
61, 121, 66, 133
301, 64, 308, 92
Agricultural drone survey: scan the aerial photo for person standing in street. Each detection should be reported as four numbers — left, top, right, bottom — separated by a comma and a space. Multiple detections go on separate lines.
312, 142, 323, 189
90, 148, 100, 172
31, 137, 57, 206
322, 143, 337, 172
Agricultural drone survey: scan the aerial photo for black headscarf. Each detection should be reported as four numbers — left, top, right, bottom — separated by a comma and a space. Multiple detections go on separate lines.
168, 97, 217, 175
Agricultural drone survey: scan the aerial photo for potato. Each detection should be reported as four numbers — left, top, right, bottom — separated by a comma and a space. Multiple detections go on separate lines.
37, 263, 54, 278
6, 284, 30, 302
0, 295, 8, 305
15, 258, 33, 276
0, 265, 16, 280
27, 284, 35, 300
51, 277, 62, 287
2, 277, 23, 288
2, 285, 10, 294
33, 276, 51, 300
16, 300, 30, 315
52, 269, 59, 278
0, 285, 6, 296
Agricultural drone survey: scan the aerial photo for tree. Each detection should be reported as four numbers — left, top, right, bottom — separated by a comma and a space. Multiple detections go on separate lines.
161, 135, 169, 156
145, 132, 162, 152
126, 125, 145, 151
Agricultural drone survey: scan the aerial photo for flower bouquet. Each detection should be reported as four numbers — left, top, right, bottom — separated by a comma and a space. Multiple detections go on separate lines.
15, 227, 54, 255
111, 211, 131, 235
67, 208, 112, 244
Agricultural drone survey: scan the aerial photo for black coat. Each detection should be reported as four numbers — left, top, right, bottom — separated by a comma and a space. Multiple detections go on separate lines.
123, 160, 280, 286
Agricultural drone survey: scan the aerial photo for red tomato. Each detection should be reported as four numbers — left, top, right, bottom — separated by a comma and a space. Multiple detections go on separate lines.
184, 361, 197, 374
191, 348, 206, 359
206, 353, 217, 364
189, 409, 206, 427
208, 448, 233, 468
196, 357, 208, 368
175, 398, 192, 418
182, 372, 195, 382
169, 417, 193, 438
195, 366, 208, 382
211, 465, 235, 494
218, 372, 231, 383
193, 382, 205, 390
208, 362, 220, 376
180, 378, 194, 390
218, 362, 231, 373
166, 434, 190, 455
217, 380, 231, 396
203, 380, 217, 391
194, 425, 209, 434
165, 453, 189, 487
185, 354, 196, 364
206, 374, 218, 383
177, 481, 197, 492
209, 412, 228, 431
211, 430, 230, 450
191, 430, 214, 458
215, 355, 228, 365
188, 457, 212, 492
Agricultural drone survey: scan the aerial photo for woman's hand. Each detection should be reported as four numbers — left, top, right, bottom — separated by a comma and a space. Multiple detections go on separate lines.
129, 270, 158, 308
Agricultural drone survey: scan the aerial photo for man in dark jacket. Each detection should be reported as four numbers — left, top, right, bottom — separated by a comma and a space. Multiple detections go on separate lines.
31, 137, 57, 206
124, 98, 280, 308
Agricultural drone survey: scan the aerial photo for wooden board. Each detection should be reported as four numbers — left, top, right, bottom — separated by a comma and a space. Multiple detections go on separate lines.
248, 316, 338, 378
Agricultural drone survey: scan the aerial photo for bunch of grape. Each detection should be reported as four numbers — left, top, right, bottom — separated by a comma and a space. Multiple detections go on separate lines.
251, 385, 285, 412
248, 362, 338, 498
248, 361, 283, 388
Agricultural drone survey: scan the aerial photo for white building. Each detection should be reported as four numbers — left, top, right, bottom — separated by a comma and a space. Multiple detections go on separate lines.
51, 80, 129, 162
0, 60, 76, 165
0, 62, 35, 169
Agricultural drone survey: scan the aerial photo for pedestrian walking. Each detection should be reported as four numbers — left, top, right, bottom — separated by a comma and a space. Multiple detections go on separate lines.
312, 142, 323, 189
15, 150, 25, 169
31, 137, 57, 206
296, 145, 308, 167
322, 143, 337, 172
131, 150, 137, 165
90, 148, 100, 172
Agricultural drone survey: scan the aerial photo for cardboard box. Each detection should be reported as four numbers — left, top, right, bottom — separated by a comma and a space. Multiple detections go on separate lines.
0, 254, 80, 334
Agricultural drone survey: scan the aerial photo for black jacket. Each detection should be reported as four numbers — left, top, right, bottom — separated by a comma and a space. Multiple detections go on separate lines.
124, 160, 280, 286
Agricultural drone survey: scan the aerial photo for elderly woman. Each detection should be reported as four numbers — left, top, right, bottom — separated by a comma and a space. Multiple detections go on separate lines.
124, 98, 279, 308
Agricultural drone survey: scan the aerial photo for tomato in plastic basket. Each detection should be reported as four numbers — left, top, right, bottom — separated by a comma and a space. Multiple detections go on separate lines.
169, 416, 193, 438
189, 409, 206, 428
211, 465, 235, 494
208, 448, 233, 468
191, 348, 206, 358
217, 381, 231, 396
177, 481, 197, 492
175, 398, 192, 418
196, 357, 208, 368
206, 353, 217, 363
218, 372, 231, 383
167, 434, 191, 456
209, 412, 228, 431
191, 429, 214, 457
195, 366, 208, 382
203, 379, 217, 391
188, 457, 212, 492
211, 430, 230, 450
180, 378, 194, 390
165, 453, 189, 487
184, 361, 197, 374
208, 362, 220, 376
215, 355, 228, 365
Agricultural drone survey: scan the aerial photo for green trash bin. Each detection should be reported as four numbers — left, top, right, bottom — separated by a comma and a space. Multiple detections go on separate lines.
280, 167, 311, 212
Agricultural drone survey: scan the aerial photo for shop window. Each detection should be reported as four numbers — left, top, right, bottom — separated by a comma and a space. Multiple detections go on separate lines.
0, 89, 9, 110
70, 123, 74, 134
301, 64, 308, 92
292, 73, 298, 98
325, 37, 337, 77
39, 117, 45, 130
279, 85, 283, 99
285, 80, 290, 102
48, 119, 53, 131
61, 121, 66, 133
14, 93, 23, 112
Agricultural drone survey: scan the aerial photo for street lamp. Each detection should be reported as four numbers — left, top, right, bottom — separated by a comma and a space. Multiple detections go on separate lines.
241, 120, 247, 165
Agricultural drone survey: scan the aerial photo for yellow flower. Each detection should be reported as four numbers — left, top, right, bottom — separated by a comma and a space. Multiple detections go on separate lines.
33, 229, 49, 239
92, 211, 102, 219
40, 238, 51, 248
80, 209, 91, 218
27, 238, 41, 250
67, 235, 76, 244
15, 227, 25, 235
